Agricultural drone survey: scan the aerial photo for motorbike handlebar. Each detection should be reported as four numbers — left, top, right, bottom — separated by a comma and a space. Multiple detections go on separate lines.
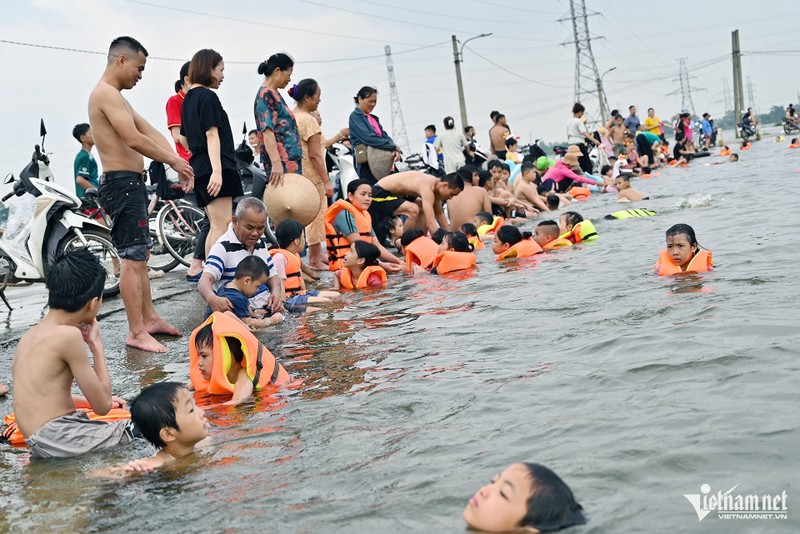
1, 191, 14, 202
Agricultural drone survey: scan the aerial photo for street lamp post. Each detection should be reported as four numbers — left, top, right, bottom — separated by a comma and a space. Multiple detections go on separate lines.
597, 66, 616, 124
452, 33, 492, 130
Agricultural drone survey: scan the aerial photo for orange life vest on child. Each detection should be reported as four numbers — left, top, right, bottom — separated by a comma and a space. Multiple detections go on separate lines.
653, 249, 714, 276
1, 408, 131, 446
339, 265, 388, 289
543, 237, 573, 251
268, 248, 303, 296
718, 148, 731, 156
496, 238, 543, 260
668, 159, 679, 166
324, 200, 374, 271
189, 312, 290, 396
404, 236, 439, 272
789, 144, 800, 149
468, 236, 486, 250
431, 251, 477, 274
741, 143, 751, 151
569, 186, 591, 200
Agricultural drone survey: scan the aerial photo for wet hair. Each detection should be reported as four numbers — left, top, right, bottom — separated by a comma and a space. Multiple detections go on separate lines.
600, 164, 612, 176
487, 160, 504, 171
505, 137, 518, 149
382, 216, 401, 238
72, 123, 90, 142
460, 223, 478, 238
129, 382, 185, 449
425, 124, 436, 134
519, 463, 586, 531
791, 139, 799, 145
477, 170, 492, 188
258, 53, 294, 77
475, 212, 494, 226
665, 223, 698, 247
561, 211, 584, 228
441, 173, 465, 191
275, 219, 305, 248
234, 255, 269, 281
430, 228, 447, 244
572, 102, 585, 114
443, 116, 455, 130
174, 61, 190, 93
194, 322, 214, 350
288, 78, 319, 103
616, 174, 630, 182
353, 86, 378, 104
730, 153, 739, 161
521, 161, 535, 174
546, 193, 559, 211
536, 220, 561, 237
189, 49, 223, 87
46, 248, 106, 313
400, 229, 425, 248
234, 197, 267, 219
353, 240, 380, 266
641, 166, 651, 174
496, 225, 531, 246
443, 232, 473, 252
721, 144, 729, 150
347, 178, 373, 197
108, 36, 148, 62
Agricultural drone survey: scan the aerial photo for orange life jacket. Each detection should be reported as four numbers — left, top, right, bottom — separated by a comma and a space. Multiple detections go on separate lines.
789, 144, 800, 149
269, 248, 303, 296
404, 236, 439, 272
560, 220, 598, 244
653, 249, 714, 276
569, 186, 591, 200
431, 251, 477, 274
189, 312, 290, 396
339, 265, 387, 289
468, 236, 486, 250
496, 238, 543, 260
741, 143, 751, 151
718, 148, 731, 156
478, 216, 504, 235
640, 172, 660, 178
324, 200, 373, 271
2, 408, 131, 446
543, 237, 573, 251
668, 159, 679, 166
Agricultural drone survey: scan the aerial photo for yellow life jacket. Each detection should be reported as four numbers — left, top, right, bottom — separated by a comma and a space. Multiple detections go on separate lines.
653, 249, 714, 276
496, 238, 543, 260
468, 236, 486, 250
542, 237, 573, 251
477, 216, 504, 235
559, 220, 598, 244
189, 312, 290, 396
431, 251, 477, 274
404, 236, 439, 272
605, 208, 657, 220
324, 200, 373, 271
339, 265, 388, 289
268, 248, 303, 296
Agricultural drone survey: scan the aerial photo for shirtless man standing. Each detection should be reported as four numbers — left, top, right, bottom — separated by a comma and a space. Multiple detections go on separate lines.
446, 167, 492, 231
371, 171, 463, 237
88, 36, 194, 352
489, 113, 509, 160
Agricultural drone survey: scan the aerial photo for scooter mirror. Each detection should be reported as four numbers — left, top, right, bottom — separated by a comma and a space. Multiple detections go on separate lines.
40, 119, 47, 137
242, 122, 247, 135
4, 173, 14, 184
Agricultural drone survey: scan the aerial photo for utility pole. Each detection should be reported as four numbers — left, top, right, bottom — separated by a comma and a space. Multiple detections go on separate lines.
560, 0, 610, 125
451, 35, 468, 130
384, 45, 410, 154
732, 29, 745, 137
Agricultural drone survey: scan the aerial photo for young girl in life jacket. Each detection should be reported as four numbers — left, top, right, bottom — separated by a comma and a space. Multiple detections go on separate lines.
493, 225, 542, 260
413, 231, 477, 275
653, 223, 713, 275
333, 240, 388, 290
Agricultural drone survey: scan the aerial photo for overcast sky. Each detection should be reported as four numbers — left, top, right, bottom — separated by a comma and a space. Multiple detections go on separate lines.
1, 0, 798, 189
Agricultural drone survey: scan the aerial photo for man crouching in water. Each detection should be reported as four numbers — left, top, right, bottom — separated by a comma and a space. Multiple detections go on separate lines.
370, 171, 463, 242
88, 36, 194, 352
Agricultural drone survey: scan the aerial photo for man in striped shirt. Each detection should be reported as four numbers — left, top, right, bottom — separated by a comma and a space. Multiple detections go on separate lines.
198, 198, 284, 316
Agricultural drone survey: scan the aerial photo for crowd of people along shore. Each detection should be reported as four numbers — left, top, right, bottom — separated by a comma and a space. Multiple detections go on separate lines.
5, 35, 794, 532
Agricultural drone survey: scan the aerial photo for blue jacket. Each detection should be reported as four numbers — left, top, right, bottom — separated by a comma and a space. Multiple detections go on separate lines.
349, 107, 395, 172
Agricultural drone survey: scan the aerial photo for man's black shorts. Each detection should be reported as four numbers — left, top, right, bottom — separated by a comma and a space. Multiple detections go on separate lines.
98, 171, 152, 261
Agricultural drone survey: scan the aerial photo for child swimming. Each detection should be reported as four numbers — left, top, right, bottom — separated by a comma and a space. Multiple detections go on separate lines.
333, 241, 388, 289
615, 175, 649, 202
493, 225, 542, 259
429, 231, 477, 274
653, 223, 714, 275
533, 220, 572, 250
475, 211, 504, 236
271, 220, 341, 313
558, 211, 598, 244
463, 462, 586, 533
460, 222, 486, 250
401, 228, 439, 271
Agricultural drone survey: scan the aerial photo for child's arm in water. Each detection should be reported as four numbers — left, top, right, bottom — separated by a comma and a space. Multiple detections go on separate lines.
226, 367, 255, 405
240, 315, 284, 329
332, 271, 342, 291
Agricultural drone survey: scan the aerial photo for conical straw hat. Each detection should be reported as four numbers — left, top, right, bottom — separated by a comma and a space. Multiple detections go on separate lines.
262, 173, 320, 227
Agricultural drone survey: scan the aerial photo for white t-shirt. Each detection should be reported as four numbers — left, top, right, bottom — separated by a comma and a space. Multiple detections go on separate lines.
566, 117, 588, 144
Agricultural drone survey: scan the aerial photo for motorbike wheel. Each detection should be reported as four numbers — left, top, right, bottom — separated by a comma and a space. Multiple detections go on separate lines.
157, 202, 206, 268
147, 213, 181, 273
784, 122, 793, 135
57, 228, 121, 298
263, 215, 278, 247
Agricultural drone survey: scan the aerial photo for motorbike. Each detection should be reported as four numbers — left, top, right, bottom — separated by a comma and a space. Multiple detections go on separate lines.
0, 121, 120, 309
739, 121, 756, 142
327, 142, 359, 202
783, 117, 800, 135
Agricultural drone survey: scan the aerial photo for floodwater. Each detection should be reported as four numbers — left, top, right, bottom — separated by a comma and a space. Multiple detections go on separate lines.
1, 129, 798, 533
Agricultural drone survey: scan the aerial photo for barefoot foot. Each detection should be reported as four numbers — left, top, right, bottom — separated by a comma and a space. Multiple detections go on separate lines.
0, 383, 9, 396
145, 319, 182, 337
126, 332, 168, 353
307, 262, 329, 271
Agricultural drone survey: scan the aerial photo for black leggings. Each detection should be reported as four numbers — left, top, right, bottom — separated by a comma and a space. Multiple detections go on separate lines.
635, 134, 654, 163
576, 143, 593, 173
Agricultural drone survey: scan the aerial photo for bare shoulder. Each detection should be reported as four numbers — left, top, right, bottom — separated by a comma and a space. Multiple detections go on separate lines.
89, 81, 123, 107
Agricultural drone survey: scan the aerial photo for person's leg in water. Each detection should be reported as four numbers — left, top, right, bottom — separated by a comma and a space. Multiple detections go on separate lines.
121, 256, 179, 353
204, 197, 233, 257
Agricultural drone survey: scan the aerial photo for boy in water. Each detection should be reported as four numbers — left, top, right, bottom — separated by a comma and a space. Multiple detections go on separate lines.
11, 248, 132, 458
533, 220, 571, 250
615, 175, 649, 202
204, 255, 284, 328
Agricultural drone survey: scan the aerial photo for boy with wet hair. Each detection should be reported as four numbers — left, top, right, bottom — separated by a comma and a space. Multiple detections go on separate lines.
533, 220, 571, 249
615, 175, 649, 202
11, 248, 132, 458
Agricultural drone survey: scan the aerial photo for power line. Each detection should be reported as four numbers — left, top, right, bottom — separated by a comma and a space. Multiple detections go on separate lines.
350, 0, 552, 25
0, 38, 448, 65
464, 46, 571, 89
463, 0, 560, 15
